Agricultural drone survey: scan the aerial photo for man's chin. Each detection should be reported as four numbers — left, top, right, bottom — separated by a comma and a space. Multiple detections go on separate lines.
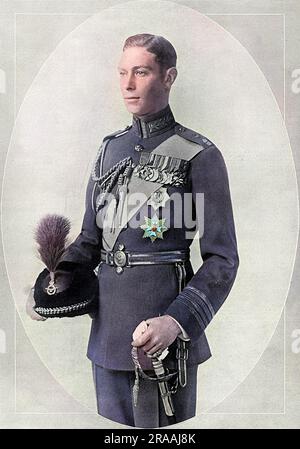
126, 107, 144, 115
124, 102, 145, 116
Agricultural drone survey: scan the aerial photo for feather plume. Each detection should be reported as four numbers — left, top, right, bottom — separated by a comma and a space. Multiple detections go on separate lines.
34, 214, 71, 272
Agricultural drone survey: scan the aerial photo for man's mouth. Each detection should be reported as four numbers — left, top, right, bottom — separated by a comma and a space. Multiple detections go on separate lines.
125, 97, 140, 101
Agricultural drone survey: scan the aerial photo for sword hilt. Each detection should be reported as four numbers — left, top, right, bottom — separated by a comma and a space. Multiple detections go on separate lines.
151, 356, 175, 417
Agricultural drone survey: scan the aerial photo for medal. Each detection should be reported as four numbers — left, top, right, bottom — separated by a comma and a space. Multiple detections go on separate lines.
140, 214, 168, 242
147, 187, 170, 211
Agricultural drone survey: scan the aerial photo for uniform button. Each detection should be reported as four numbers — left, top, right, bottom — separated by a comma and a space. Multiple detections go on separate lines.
134, 144, 144, 152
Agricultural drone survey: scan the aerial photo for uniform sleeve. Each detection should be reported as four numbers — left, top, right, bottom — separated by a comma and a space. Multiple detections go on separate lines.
165, 145, 239, 343
57, 175, 102, 271
169, 317, 190, 341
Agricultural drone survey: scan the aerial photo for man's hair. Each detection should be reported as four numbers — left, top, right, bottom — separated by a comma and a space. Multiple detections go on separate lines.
123, 33, 177, 73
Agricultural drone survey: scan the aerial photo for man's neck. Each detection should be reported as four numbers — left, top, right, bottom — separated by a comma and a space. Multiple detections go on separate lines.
133, 102, 169, 121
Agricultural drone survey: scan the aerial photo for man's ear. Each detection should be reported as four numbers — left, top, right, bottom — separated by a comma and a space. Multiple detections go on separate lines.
164, 67, 177, 90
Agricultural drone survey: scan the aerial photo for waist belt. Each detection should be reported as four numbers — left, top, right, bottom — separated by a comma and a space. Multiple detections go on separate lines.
100, 247, 189, 274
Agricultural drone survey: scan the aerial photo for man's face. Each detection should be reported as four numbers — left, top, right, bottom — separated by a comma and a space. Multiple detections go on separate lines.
118, 46, 169, 117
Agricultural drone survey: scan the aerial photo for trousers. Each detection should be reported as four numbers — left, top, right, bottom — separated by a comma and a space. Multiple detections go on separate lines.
92, 363, 198, 428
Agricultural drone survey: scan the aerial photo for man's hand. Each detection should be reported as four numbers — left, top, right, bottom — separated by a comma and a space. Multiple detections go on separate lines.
131, 315, 181, 355
26, 288, 47, 322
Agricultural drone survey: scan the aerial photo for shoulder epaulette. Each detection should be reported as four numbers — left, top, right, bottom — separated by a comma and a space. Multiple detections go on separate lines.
174, 123, 214, 150
92, 125, 131, 185
103, 125, 132, 142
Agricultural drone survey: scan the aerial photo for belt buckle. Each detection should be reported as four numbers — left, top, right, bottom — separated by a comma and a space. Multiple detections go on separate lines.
113, 244, 127, 274
176, 347, 189, 360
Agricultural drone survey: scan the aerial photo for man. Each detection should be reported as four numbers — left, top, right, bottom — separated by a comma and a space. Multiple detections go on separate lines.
28, 33, 239, 427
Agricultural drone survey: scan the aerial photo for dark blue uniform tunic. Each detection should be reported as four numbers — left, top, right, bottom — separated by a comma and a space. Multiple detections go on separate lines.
59, 105, 239, 426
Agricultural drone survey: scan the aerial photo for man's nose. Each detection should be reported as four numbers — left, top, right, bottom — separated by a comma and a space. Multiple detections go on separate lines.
124, 73, 136, 90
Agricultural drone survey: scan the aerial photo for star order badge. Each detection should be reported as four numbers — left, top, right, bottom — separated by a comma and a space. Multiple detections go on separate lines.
147, 187, 170, 211
140, 214, 168, 242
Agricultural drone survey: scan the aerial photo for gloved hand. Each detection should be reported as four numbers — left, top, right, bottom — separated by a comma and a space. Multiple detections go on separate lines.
131, 315, 181, 355
25, 288, 47, 322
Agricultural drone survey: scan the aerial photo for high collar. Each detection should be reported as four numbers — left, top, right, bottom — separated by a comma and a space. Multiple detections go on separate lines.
132, 104, 176, 139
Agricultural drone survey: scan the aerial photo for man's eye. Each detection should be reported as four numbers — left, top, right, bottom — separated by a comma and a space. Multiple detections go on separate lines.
119, 72, 126, 76
135, 70, 147, 76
